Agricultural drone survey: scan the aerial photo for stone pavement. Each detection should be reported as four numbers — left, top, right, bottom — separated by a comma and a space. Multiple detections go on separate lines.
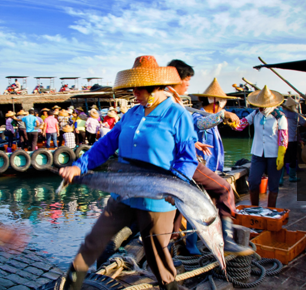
0, 247, 64, 290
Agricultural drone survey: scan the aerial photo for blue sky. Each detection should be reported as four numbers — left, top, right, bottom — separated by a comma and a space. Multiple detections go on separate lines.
0, 0, 305, 95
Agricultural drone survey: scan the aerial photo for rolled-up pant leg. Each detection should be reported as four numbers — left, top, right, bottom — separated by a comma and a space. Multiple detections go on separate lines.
193, 163, 235, 218
137, 210, 177, 286
74, 197, 136, 271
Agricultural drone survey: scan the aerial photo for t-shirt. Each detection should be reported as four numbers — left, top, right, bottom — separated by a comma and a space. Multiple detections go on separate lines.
63, 132, 76, 148
22, 115, 38, 133
44, 116, 58, 134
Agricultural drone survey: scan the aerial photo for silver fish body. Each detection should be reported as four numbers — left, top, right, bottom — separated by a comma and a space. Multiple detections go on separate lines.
71, 171, 226, 269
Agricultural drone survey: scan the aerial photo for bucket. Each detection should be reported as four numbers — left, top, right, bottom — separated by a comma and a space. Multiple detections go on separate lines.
259, 176, 268, 194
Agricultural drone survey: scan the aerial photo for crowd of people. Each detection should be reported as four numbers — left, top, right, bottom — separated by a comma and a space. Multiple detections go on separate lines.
4, 104, 128, 152
2, 56, 304, 290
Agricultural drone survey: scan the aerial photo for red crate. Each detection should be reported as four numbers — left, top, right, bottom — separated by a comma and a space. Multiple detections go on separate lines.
234, 205, 290, 231
251, 229, 306, 264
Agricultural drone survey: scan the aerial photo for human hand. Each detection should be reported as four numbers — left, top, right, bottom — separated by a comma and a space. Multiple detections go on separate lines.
59, 166, 81, 183
224, 111, 240, 125
165, 196, 175, 206
195, 141, 213, 155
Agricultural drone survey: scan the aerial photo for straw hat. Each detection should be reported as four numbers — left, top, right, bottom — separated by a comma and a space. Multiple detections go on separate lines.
53, 111, 59, 115
68, 106, 74, 110
284, 96, 299, 111
62, 125, 74, 133
192, 78, 237, 99
90, 110, 99, 119
40, 108, 50, 112
91, 104, 99, 110
107, 110, 117, 118
79, 114, 88, 121
52, 105, 61, 110
76, 107, 84, 112
113, 55, 182, 90
17, 110, 28, 116
67, 109, 73, 115
247, 85, 284, 108
5, 111, 15, 117
120, 106, 128, 114
59, 109, 69, 117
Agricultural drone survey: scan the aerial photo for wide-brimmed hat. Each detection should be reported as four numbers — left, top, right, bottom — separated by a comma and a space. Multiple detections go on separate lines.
67, 109, 73, 115
59, 109, 69, 117
52, 105, 61, 110
192, 78, 237, 100
76, 107, 84, 112
91, 104, 99, 110
62, 125, 74, 133
5, 111, 15, 117
284, 96, 299, 111
54, 111, 59, 115
17, 110, 28, 116
90, 109, 99, 119
113, 55, 182, 90
40, 108, 50, 112
79, 114, 88, 121
68, 105, 74, 110
120, 106, 128, 114
107, 110, 117, 118
247, 85, 284, 108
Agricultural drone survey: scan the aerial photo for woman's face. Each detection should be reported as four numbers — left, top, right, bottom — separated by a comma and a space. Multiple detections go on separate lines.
133, 88, 152, 106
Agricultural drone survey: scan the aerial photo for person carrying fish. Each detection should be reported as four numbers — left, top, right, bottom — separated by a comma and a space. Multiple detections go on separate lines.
59, 55, 197, 290
234, 86, 288, 207
167, 59, 253, 257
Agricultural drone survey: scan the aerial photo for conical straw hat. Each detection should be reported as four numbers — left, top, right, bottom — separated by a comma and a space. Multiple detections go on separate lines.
113, 55, 182, 90
284, 96, 299, 110
62, 125, 74, 133
5, 111, 15, 117
192, 78, 237, 99
59, 109, 69, 117
17, 110, 28, 116
247, 85, 284, 108
89, 110, 99, 119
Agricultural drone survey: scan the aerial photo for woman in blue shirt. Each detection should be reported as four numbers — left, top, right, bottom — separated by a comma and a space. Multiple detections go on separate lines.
59, 55, 198, 290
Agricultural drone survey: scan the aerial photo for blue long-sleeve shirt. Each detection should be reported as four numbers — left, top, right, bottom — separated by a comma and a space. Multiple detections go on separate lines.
73, 97, 198, 212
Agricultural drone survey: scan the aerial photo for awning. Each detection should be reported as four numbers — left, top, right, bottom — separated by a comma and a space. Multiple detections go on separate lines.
254, 60, 306, 72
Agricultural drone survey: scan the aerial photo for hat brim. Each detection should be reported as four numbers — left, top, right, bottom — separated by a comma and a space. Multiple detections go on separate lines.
247, 90, 284, 108
192, 93, 238, 100
114, 67, 182, 90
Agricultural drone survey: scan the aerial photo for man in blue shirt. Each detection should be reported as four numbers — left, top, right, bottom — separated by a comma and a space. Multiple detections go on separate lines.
15, 109, 39, 151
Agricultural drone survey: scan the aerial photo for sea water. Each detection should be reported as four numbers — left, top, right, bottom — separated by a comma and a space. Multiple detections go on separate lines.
0, 138, 252, 269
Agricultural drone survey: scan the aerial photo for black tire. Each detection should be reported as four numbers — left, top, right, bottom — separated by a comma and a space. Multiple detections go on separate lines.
37, 274, 124, 290
31, 149, 53, 171
53, 147, 76, 168
0, 151, 9, 173
10, 150, 31, 172
75, 145, 91, 159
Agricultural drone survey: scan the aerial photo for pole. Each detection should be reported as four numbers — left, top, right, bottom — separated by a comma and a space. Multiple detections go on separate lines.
12, 97, 15, 113
258, 57, 306, 100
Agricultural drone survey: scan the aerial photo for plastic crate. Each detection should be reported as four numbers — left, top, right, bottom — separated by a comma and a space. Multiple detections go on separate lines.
234, 205, 290, 231
251, 229, 306, 264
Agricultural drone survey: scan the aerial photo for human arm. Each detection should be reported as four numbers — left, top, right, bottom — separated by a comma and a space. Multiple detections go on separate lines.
233, 110, 256, 131
56, 122, 60, 136
195, 142, 213, 156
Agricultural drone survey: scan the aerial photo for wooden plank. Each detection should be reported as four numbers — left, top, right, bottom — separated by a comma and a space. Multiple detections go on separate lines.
124, 238, 145, 264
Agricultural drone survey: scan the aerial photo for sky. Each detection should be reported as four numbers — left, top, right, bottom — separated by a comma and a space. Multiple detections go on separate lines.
0, 0, 305, 95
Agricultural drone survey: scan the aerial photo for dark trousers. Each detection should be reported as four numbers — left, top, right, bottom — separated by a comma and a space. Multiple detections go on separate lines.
193, 162, 235, 218
74, 197, 177, 286
18, 128, 28, 149
284, 141, 298, 168
6, 131, 14, 147
249, 154, 282, 193
76, 131, 86, 145
27, 132, 38, 151
58, 131, 65, 146
87, 132, 96, 145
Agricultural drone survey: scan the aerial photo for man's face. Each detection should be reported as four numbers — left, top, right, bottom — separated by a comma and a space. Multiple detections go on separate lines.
173, 76, 191, 95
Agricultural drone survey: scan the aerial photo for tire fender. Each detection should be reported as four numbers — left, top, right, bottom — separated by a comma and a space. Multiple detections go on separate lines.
10, 150, 31, 172
53, 147, 76, 168
75, 145, 91, 159
0, 151, 9, 174
31, 149, 53, 171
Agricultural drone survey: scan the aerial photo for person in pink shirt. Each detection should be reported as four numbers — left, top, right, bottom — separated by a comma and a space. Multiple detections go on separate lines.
85, 110, 100, 145
43, 110, 59, 149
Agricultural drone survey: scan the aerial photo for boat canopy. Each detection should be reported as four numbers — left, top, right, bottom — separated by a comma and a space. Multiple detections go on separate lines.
59, 77, 80, 80
6, 76, 28, 78
254, 60, 306, 72
34, 77, 56, 79
84, 77, 103, 81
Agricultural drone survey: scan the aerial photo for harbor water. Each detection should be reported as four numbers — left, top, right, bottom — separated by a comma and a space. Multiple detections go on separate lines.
0, 138, 252, 270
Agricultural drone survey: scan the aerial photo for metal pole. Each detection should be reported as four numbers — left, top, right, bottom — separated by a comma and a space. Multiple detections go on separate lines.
258, 57, 306, 100
97, 98, 101, 110
12, 98, 15, 113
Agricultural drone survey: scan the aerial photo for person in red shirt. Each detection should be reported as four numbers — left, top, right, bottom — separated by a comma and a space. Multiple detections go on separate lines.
102, 107, 118, 130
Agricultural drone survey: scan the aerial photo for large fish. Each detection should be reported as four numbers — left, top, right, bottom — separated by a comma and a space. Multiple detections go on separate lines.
58, 163, 226, 270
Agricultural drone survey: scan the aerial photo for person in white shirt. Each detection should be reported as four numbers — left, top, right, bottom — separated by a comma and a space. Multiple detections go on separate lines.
234, 85, 288, 207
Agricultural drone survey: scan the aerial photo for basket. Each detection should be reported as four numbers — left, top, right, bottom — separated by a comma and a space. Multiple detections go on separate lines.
252, 229, 306, 264
234, 205, 290, 231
